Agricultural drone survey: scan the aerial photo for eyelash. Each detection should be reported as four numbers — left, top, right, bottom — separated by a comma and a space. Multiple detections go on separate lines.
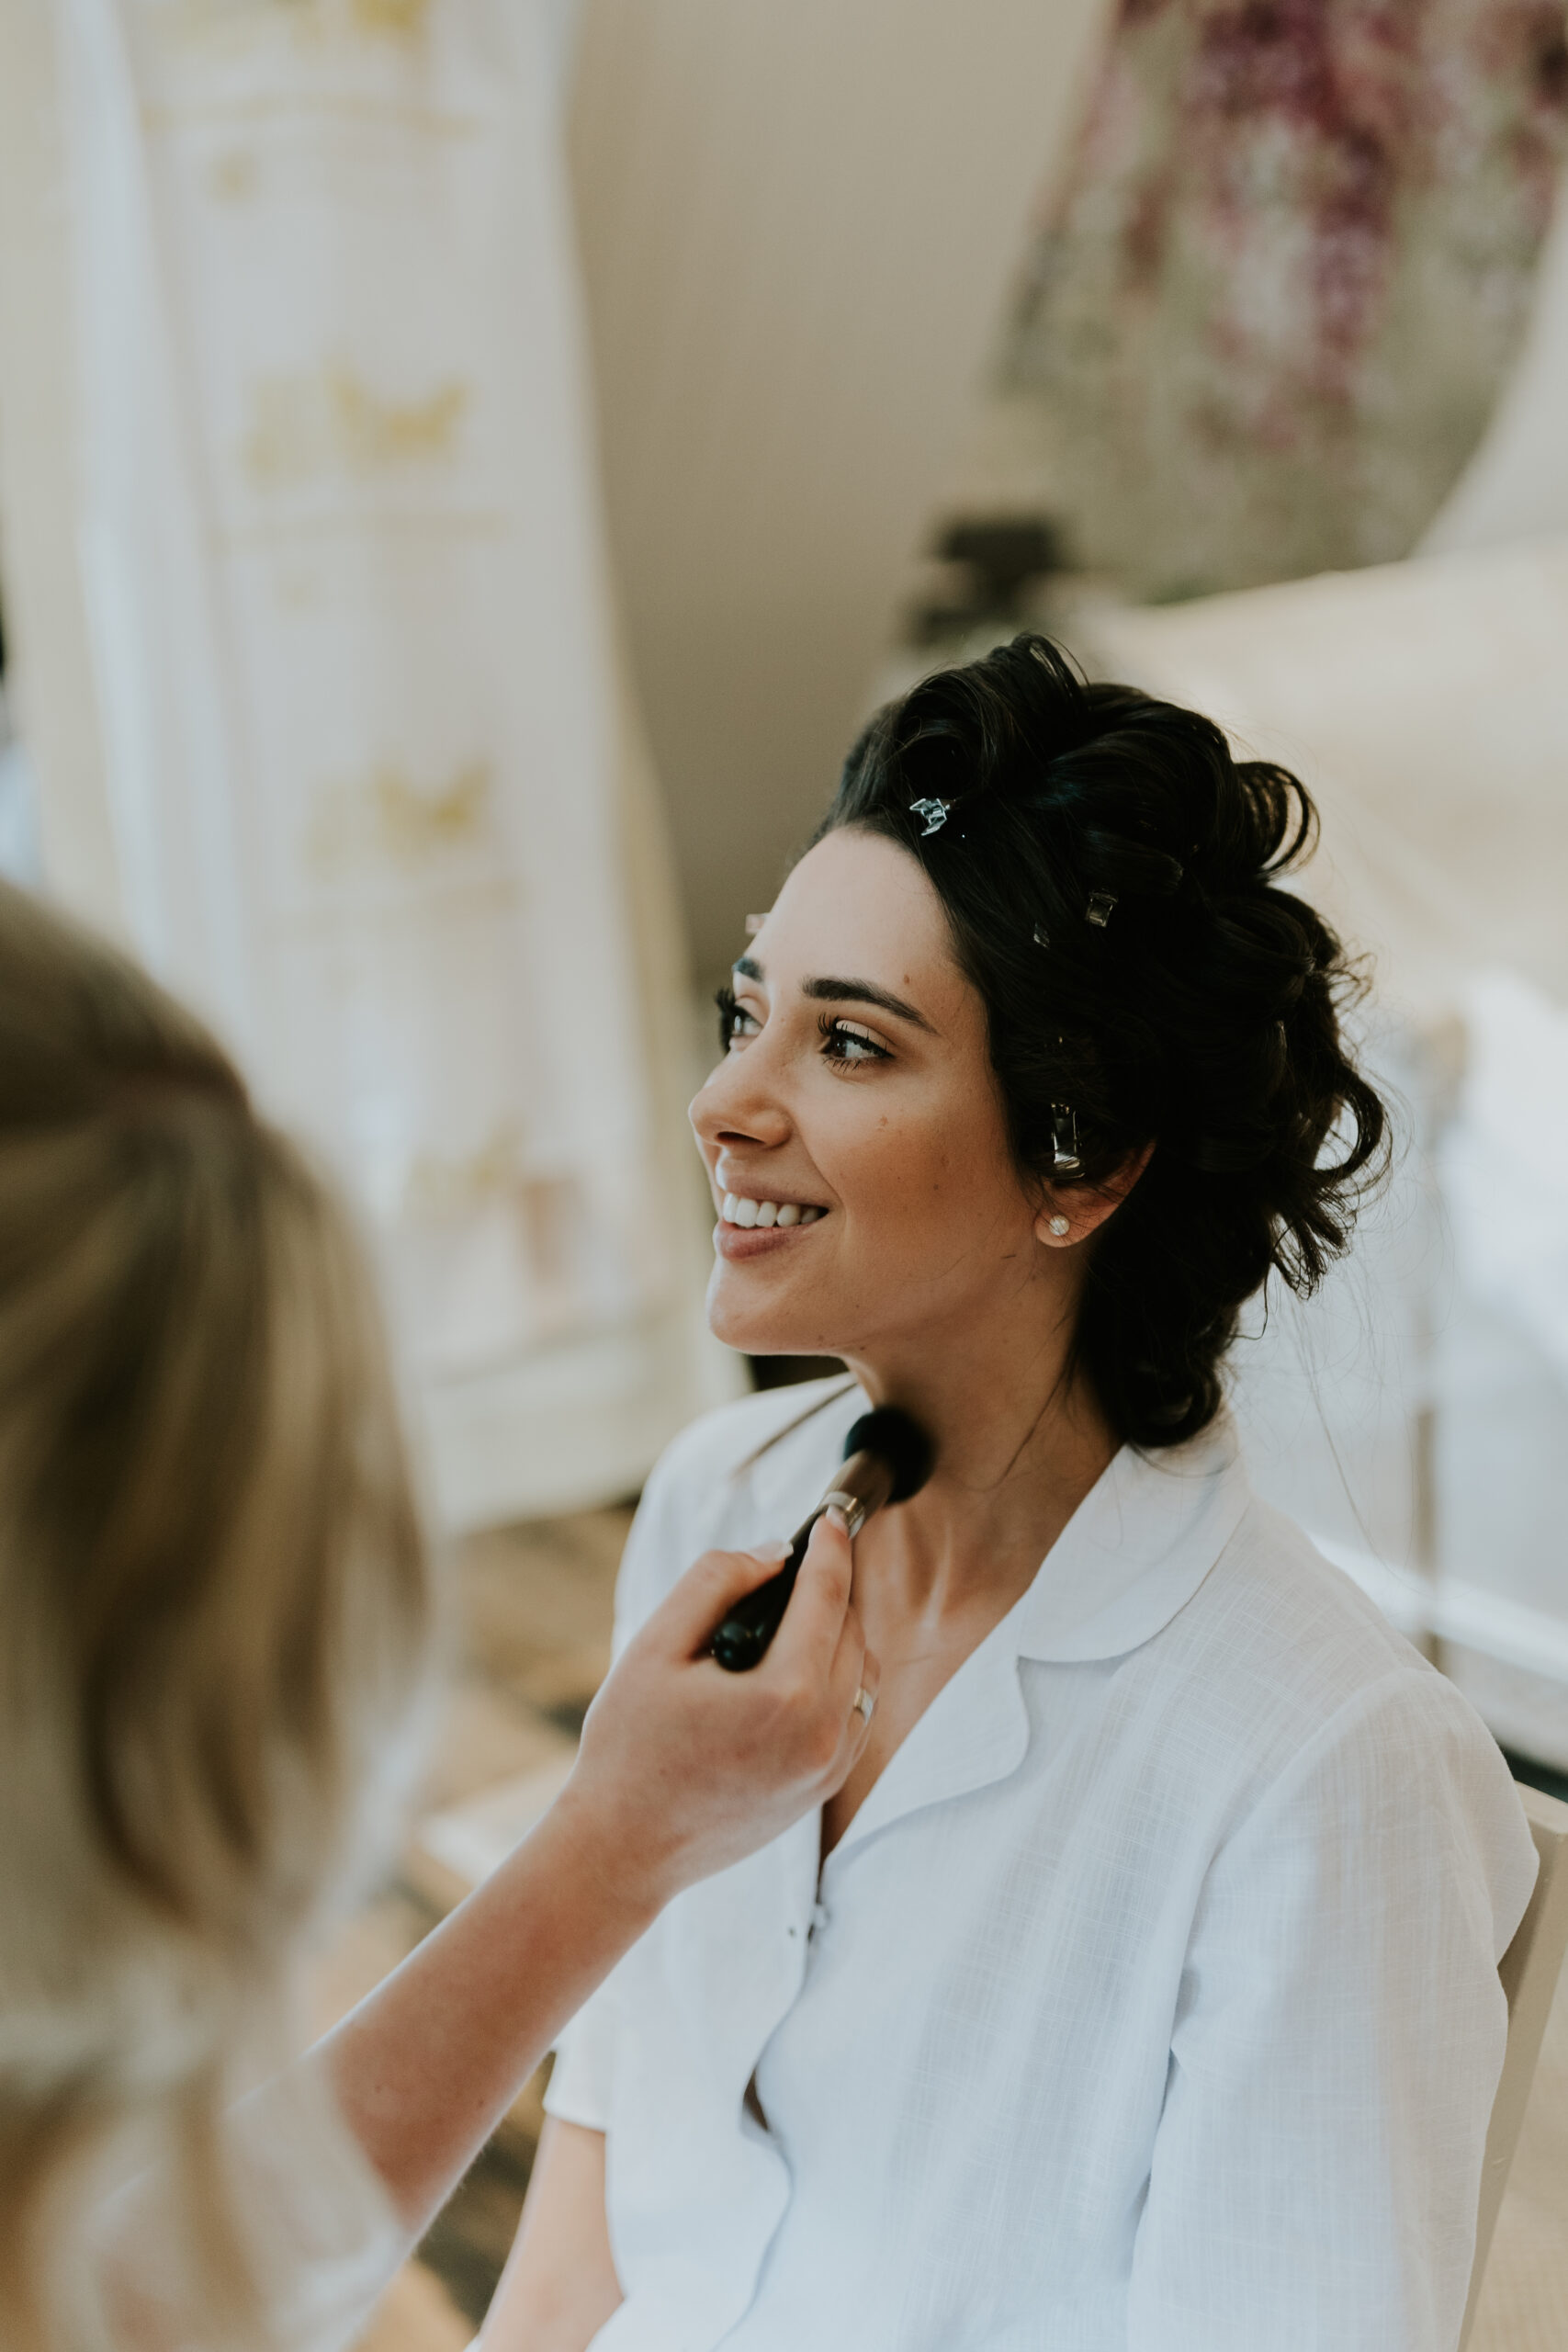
713, 988, 892, 1069
714, 986, 758, 1057
818, 1014, 889, 1068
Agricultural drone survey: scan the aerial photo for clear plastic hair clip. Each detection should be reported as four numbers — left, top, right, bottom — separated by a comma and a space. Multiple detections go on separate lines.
910, 797, 952, 837
1052, 1102, 1082, 1175
1032, 923, 1050, 949
1086, 890, 1117, 927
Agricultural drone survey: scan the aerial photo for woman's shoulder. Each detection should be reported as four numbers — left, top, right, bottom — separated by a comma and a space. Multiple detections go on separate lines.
1144, 1491, 1537, 1941
1174, 1488, 1523, 1814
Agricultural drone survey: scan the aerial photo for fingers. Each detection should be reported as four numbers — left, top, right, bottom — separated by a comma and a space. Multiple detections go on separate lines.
765, 1508, 854, 1677
626, 1510, 869, 1795
646, 1537, 794, 1657
767, 1513, 874, 1789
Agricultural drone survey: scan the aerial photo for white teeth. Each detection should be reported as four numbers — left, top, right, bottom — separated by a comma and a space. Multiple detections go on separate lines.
721, 1193, 826, 1227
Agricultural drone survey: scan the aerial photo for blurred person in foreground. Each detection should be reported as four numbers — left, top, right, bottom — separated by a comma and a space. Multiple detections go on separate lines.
0, 876, 878, 2352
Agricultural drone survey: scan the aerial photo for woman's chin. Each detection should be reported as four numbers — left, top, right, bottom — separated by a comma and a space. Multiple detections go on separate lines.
705, 1262, 836, 1360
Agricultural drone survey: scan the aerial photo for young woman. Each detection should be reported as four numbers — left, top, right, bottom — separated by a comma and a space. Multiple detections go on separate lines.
486, 637, 1537, 2352
0, 879, 877, 2352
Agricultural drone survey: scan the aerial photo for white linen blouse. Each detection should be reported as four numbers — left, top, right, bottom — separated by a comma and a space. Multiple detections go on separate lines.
547, 1377, 1539, 2352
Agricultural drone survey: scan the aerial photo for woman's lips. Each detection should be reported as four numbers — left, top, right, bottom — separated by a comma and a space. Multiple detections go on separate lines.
713, 1190, 829, 1261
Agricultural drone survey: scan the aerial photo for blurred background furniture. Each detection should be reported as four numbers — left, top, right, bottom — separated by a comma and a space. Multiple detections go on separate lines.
1076, 540, 1568, 1772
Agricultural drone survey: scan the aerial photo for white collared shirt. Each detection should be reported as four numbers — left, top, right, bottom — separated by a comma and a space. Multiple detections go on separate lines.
547, 1380, 1538, 2352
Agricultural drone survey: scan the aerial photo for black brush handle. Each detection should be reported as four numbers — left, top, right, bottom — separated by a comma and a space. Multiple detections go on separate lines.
709, 1511, 820, 1673
707, 1409, 931, 1672
711, 1449, 886, 1673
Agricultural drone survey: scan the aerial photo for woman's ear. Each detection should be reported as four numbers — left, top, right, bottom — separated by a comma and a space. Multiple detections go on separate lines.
1034, 1140, 1155, 1249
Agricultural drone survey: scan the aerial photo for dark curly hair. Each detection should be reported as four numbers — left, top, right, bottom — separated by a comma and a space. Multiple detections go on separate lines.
813, 634, 1387, 1449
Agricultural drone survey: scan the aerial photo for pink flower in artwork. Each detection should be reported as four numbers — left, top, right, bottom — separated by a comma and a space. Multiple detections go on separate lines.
1000, 0, 1568, 599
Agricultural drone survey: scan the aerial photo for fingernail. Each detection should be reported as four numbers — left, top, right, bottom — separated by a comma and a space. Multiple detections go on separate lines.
752, 1537, 792, 1563
825, 1504, 850, 1532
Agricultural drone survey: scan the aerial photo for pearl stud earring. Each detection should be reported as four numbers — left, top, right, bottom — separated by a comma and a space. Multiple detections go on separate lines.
1048, 1215, 1070, 1238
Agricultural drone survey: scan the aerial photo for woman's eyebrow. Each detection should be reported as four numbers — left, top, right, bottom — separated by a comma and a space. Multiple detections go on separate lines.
731, 956, 934, 1035
802, 975, 934, 1033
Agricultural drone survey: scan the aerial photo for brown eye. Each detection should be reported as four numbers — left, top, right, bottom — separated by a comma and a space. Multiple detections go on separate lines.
819, 1016, 889, 1067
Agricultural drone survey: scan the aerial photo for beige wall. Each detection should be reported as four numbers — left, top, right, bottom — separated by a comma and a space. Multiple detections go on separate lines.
0, 0, 119, 929
3, 0, 1114, 980
569, 0, 1114, 976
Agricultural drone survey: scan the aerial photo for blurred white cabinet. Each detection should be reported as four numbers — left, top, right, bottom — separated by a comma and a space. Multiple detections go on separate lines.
1088, 539, 1568, 1770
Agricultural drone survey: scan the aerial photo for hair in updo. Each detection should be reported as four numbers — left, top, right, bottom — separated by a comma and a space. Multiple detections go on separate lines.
815, 634, 1387, 1449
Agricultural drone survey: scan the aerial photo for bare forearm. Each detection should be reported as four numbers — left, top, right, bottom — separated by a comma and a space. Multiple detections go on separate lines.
91, 1796, 654, 2348
479, 2118, 620, 2351
96, 1528, 872, 2346
320, 1790, 660, 2233
307, 1510, 873, 2234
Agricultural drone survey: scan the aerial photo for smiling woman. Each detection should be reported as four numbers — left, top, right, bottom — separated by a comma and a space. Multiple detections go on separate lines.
482, 637, 1538, 2352
695, 824, 1144, 1397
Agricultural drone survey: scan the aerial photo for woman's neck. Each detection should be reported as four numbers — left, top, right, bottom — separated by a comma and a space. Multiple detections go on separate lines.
840, 1292, 1119, 1623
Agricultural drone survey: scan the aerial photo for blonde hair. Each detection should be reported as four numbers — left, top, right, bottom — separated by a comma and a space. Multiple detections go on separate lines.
0, 881, 434, 2347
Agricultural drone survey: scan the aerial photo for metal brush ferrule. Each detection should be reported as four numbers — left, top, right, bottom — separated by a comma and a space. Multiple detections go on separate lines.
820, 1488, 867, 1539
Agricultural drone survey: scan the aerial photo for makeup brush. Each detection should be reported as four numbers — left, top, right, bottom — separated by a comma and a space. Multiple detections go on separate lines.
710, 1407, 934, 1672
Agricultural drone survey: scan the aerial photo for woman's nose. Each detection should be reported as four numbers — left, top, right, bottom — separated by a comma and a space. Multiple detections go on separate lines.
689, 1046, 793, 1153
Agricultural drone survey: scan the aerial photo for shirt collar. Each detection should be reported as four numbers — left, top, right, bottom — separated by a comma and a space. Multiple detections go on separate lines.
811, 1399, 1249, 1869
742, 1381, 1248, 1667
1012, 1410, 1249, 1664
